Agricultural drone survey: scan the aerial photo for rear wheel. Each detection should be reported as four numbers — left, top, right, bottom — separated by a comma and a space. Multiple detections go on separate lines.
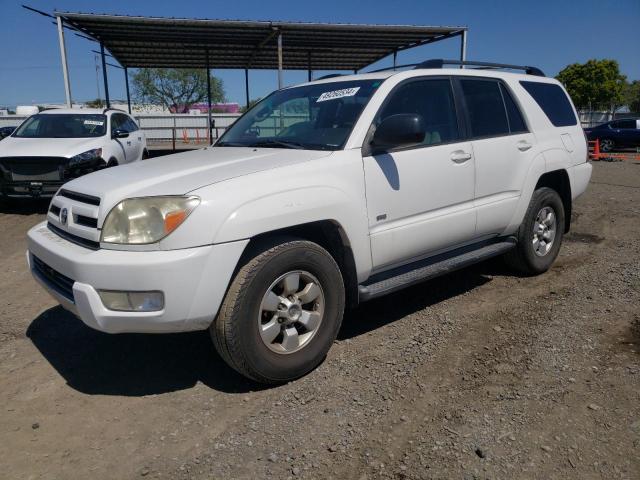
210, 238, 345, 384
505, 187, 565, 275
600, 138, 614, 152
106, 158, 118, 167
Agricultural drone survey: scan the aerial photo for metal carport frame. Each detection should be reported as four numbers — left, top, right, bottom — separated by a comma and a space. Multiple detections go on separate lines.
48, 11, 467, 141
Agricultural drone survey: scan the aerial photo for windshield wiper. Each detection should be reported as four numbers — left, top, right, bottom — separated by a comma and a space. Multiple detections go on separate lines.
249, 139, 305, 149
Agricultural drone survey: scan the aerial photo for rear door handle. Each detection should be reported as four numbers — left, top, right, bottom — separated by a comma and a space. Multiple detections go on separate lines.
517, 141, 532, 151
450, 151, 472, 163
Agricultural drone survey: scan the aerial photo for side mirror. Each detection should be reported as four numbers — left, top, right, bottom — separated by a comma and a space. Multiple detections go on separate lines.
112, 128, 129, 139
371, 114, 426, 152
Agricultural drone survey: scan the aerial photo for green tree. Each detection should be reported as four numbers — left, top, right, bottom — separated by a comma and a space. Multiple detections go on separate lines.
85, 98, 105, 108
132, 68, 225, 111
623, 80, 640, 112
556, 59, 627, 112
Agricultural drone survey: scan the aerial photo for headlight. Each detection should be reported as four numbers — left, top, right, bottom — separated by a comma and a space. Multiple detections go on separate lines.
69, 148, 102, 167
101, 196, 200, 244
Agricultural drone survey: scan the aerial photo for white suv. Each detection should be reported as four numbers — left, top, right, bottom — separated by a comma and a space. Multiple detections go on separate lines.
27, 60, 591, 383
0, 108, 147, 199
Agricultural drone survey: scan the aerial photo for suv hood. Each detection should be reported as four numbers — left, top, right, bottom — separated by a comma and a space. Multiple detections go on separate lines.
0, 136, 103, 158
62, 146, 333, 207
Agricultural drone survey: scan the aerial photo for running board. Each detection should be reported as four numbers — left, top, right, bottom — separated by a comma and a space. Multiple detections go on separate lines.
358, 238, 516, 302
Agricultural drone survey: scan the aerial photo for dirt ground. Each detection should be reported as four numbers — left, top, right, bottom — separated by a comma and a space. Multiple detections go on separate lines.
0, 161, 638, 480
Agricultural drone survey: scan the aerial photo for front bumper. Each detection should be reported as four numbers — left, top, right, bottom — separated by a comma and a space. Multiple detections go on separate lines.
27, 222, 248, 333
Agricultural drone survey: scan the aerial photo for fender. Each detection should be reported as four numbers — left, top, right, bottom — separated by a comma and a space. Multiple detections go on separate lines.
214, 185, 373, 282
503, 150, 547, 234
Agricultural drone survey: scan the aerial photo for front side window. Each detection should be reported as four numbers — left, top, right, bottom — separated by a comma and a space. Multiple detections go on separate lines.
218, 80, 383, 150
376, 78, 460, 146
13, 113, 107, 138
460, 79, 510, 138
611, 119, 636, 129
520, 81, 577, 127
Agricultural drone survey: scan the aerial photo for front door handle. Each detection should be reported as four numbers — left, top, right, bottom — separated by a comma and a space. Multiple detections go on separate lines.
517, 140, 532, 151
450, 151, 472, 163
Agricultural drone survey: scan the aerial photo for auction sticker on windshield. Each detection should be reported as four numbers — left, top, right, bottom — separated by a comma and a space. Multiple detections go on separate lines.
316, 87, 360, 102
83, 120, 104, 126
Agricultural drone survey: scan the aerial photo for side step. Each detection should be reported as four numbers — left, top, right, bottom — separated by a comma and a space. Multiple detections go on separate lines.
358, 238, 516, 302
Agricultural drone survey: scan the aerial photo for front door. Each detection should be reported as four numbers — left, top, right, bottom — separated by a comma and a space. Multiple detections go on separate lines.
111, 113, 138, 162
363, 77, 476, 270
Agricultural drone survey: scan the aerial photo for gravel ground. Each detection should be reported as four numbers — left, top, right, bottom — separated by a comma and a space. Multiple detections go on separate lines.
0, 161, 638, 479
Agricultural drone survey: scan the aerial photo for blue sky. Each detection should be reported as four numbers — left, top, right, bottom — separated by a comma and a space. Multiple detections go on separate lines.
1, 0, 639, 107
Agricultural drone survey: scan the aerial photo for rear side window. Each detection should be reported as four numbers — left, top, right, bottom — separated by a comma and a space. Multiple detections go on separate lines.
460, 79, 510, 138
520, 81, 577, 127
500, 84, 528, 134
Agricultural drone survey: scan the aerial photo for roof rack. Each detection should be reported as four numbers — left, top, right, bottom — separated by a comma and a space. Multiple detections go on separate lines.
316, 73, 345, 80
366, 59, 545, 77
414, 59, 545, 76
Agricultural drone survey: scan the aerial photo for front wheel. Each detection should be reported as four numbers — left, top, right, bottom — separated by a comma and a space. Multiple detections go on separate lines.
505, 187, 565, 275
210, 238, 345, 384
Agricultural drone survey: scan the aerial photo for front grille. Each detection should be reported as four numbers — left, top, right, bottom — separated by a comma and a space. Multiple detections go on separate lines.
0, 156, 67, 181
58, 188, 101, 206
49, 204, 61, 216
74, 214, 98, 228
48, 222, 100, 250
32, 255, 75, 302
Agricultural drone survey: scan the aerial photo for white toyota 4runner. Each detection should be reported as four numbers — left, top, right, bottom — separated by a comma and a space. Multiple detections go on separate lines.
27, 60, 591, 383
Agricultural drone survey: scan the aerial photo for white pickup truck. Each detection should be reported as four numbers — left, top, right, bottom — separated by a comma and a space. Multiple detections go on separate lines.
27, 60, 591, 383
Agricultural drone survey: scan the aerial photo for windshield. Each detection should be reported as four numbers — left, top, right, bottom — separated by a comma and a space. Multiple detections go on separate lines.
217, 79, 383, 150
13, 113, 107, 138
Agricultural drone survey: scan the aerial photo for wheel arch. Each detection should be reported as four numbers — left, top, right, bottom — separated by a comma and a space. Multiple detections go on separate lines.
535, 169, 572, 233
242, 220, 360, 309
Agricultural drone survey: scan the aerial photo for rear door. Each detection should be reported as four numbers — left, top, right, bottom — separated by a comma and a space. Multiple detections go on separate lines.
457, 77, 537, 237
363, 77, 476, 270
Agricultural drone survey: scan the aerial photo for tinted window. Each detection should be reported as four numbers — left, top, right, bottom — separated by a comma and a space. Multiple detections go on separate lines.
112, 114, 134, 133
124, 116, 139, 132
377, 79, 460, 146
520, 81, 577, 127
460, 79, 510, 138
611, 119, 636, 129
500, 83, 528, 134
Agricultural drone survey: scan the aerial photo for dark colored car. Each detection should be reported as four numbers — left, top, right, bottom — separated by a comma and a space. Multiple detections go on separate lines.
584, 118, 640, 152
0, 126, 16, 140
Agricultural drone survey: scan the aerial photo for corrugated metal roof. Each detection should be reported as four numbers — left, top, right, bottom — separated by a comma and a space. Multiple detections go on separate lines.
56, 12, 466, 71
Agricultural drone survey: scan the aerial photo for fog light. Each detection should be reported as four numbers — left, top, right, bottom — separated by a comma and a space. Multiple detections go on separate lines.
98, 290, 164, 312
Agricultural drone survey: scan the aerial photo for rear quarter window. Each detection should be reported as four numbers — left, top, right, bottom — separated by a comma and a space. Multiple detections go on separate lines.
520, 81, 577, 127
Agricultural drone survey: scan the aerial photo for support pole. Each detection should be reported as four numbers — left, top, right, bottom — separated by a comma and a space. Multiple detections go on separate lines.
244, 68, 250, 110
56, 16, 72, 108
277, 31, 283, 89
206, 50, 213, 144
307, 51, 312, 82
393, 50, 397, 70
459, 30, 467, 68
124, 67, 131, 114
100, 43, 110, 108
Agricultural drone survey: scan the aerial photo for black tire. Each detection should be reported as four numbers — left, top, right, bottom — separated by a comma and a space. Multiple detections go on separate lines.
106, 158, 118, 167
211, 238, 345, 384
505, 187, 565, 275
142, 149, 150, 160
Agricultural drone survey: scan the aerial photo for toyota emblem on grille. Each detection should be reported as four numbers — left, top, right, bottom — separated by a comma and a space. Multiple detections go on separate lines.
60, 208, 68, 225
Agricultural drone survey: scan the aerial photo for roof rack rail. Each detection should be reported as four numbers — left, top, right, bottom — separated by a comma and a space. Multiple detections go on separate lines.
316, 73, 344, 80
414, 59, 545, 76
